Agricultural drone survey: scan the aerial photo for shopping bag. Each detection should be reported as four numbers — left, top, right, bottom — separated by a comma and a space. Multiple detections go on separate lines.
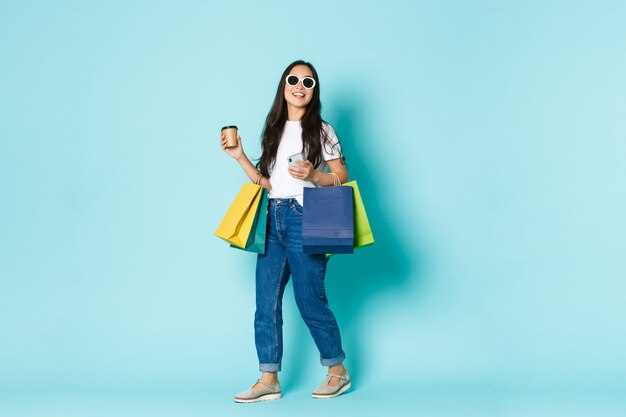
214, 183, 263, 248
230, 188, 269, 254
343, 180, 374, 248
303, 183, 354, 254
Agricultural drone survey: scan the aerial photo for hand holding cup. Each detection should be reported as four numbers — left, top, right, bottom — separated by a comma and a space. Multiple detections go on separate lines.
220, 125, 243, 160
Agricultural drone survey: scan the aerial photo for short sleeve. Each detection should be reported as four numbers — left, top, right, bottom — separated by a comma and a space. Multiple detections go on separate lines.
322, 123, 342, 161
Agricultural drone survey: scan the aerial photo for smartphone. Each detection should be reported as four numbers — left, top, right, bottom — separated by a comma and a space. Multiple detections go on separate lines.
288, 152, 304, 167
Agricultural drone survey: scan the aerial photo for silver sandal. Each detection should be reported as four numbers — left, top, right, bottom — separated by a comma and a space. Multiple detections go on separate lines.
234, 379, 282, 403
312, 371, 351, 399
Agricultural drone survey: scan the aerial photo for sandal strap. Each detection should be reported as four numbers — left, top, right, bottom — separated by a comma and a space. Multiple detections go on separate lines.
255, 379, 276, 389
326, 373, 347, 382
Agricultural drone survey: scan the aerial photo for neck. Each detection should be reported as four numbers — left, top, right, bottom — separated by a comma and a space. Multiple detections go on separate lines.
286, 104, 305, 121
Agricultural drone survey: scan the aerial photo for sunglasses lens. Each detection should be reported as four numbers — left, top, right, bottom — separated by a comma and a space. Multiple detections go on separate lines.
302, 77, 315, 89
286, 75, 299, 86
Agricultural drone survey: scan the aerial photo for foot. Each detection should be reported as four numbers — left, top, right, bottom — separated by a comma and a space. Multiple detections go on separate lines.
249, 371, 278, 391
326, 365, 346, 387
234, 379, 282, 403
312, 369, 351, 399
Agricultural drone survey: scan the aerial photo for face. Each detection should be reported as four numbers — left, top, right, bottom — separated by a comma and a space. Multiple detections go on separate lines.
283, 64, 315, 110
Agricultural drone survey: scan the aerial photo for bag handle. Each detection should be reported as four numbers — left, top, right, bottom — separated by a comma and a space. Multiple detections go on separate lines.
330, 172, 341, 186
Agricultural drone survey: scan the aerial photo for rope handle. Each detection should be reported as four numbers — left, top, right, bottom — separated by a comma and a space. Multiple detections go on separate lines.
329, 172, 341, 186
254, 172, 262, 185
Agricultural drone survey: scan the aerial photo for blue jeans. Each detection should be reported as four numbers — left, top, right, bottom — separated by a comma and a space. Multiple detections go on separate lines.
255, 198, 346, 372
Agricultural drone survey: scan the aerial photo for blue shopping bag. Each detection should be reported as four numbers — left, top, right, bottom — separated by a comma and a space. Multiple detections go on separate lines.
302, 185, 354, 254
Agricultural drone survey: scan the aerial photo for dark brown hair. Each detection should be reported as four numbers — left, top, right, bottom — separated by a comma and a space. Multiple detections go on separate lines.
257, 60, 339, 177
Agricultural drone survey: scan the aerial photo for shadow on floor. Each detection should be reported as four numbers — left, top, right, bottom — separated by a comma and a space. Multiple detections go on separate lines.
282, 88, 427, 391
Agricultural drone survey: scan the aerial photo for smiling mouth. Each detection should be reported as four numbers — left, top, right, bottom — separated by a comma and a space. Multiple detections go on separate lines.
292, 92, 305, 97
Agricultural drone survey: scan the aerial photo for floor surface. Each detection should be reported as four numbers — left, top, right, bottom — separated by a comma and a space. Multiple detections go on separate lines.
2, 382, 624, 417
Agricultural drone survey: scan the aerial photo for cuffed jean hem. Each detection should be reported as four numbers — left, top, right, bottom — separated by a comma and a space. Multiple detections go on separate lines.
320, 351, 346, 367
259, 363, 281, 372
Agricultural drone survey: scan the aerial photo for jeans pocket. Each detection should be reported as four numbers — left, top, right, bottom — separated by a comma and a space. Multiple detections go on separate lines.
290, 202, 303, 216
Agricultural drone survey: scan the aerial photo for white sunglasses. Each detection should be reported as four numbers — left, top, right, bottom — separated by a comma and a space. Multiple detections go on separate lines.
285, 74, 316, 89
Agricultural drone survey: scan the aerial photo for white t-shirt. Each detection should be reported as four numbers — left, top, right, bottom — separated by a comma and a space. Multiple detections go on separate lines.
269, 121, 342, 206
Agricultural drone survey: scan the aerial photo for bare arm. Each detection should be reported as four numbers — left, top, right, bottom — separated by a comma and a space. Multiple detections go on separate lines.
221, 133, 272, 190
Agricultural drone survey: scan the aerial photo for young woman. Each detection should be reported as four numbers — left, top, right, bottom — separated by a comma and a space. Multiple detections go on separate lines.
221, 60, 351, 402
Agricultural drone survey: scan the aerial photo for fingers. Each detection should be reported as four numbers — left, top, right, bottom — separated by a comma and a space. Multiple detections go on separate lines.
288, 166, 304, 178
220, 136, 241, 150
288, 166, 311, 180
294, 160, 312, 167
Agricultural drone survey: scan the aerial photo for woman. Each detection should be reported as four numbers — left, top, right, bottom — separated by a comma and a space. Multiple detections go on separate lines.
221, 60, 351, 402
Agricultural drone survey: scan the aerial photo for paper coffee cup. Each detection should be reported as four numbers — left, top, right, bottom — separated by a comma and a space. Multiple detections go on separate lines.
221, 125, 238, 148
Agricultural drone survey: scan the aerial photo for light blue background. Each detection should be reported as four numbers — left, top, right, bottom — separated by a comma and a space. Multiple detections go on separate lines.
1, 1, 625, 416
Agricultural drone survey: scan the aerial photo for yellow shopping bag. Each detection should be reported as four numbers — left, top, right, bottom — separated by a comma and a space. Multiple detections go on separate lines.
215, 183, 263, 248
344, 180, 374, 248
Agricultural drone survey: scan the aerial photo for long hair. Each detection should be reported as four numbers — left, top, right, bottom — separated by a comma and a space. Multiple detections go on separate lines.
257, 60, 336, 178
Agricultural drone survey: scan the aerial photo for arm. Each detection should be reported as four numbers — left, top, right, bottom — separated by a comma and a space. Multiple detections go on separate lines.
221, 133, 272, 190
288, 157, 349, 185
